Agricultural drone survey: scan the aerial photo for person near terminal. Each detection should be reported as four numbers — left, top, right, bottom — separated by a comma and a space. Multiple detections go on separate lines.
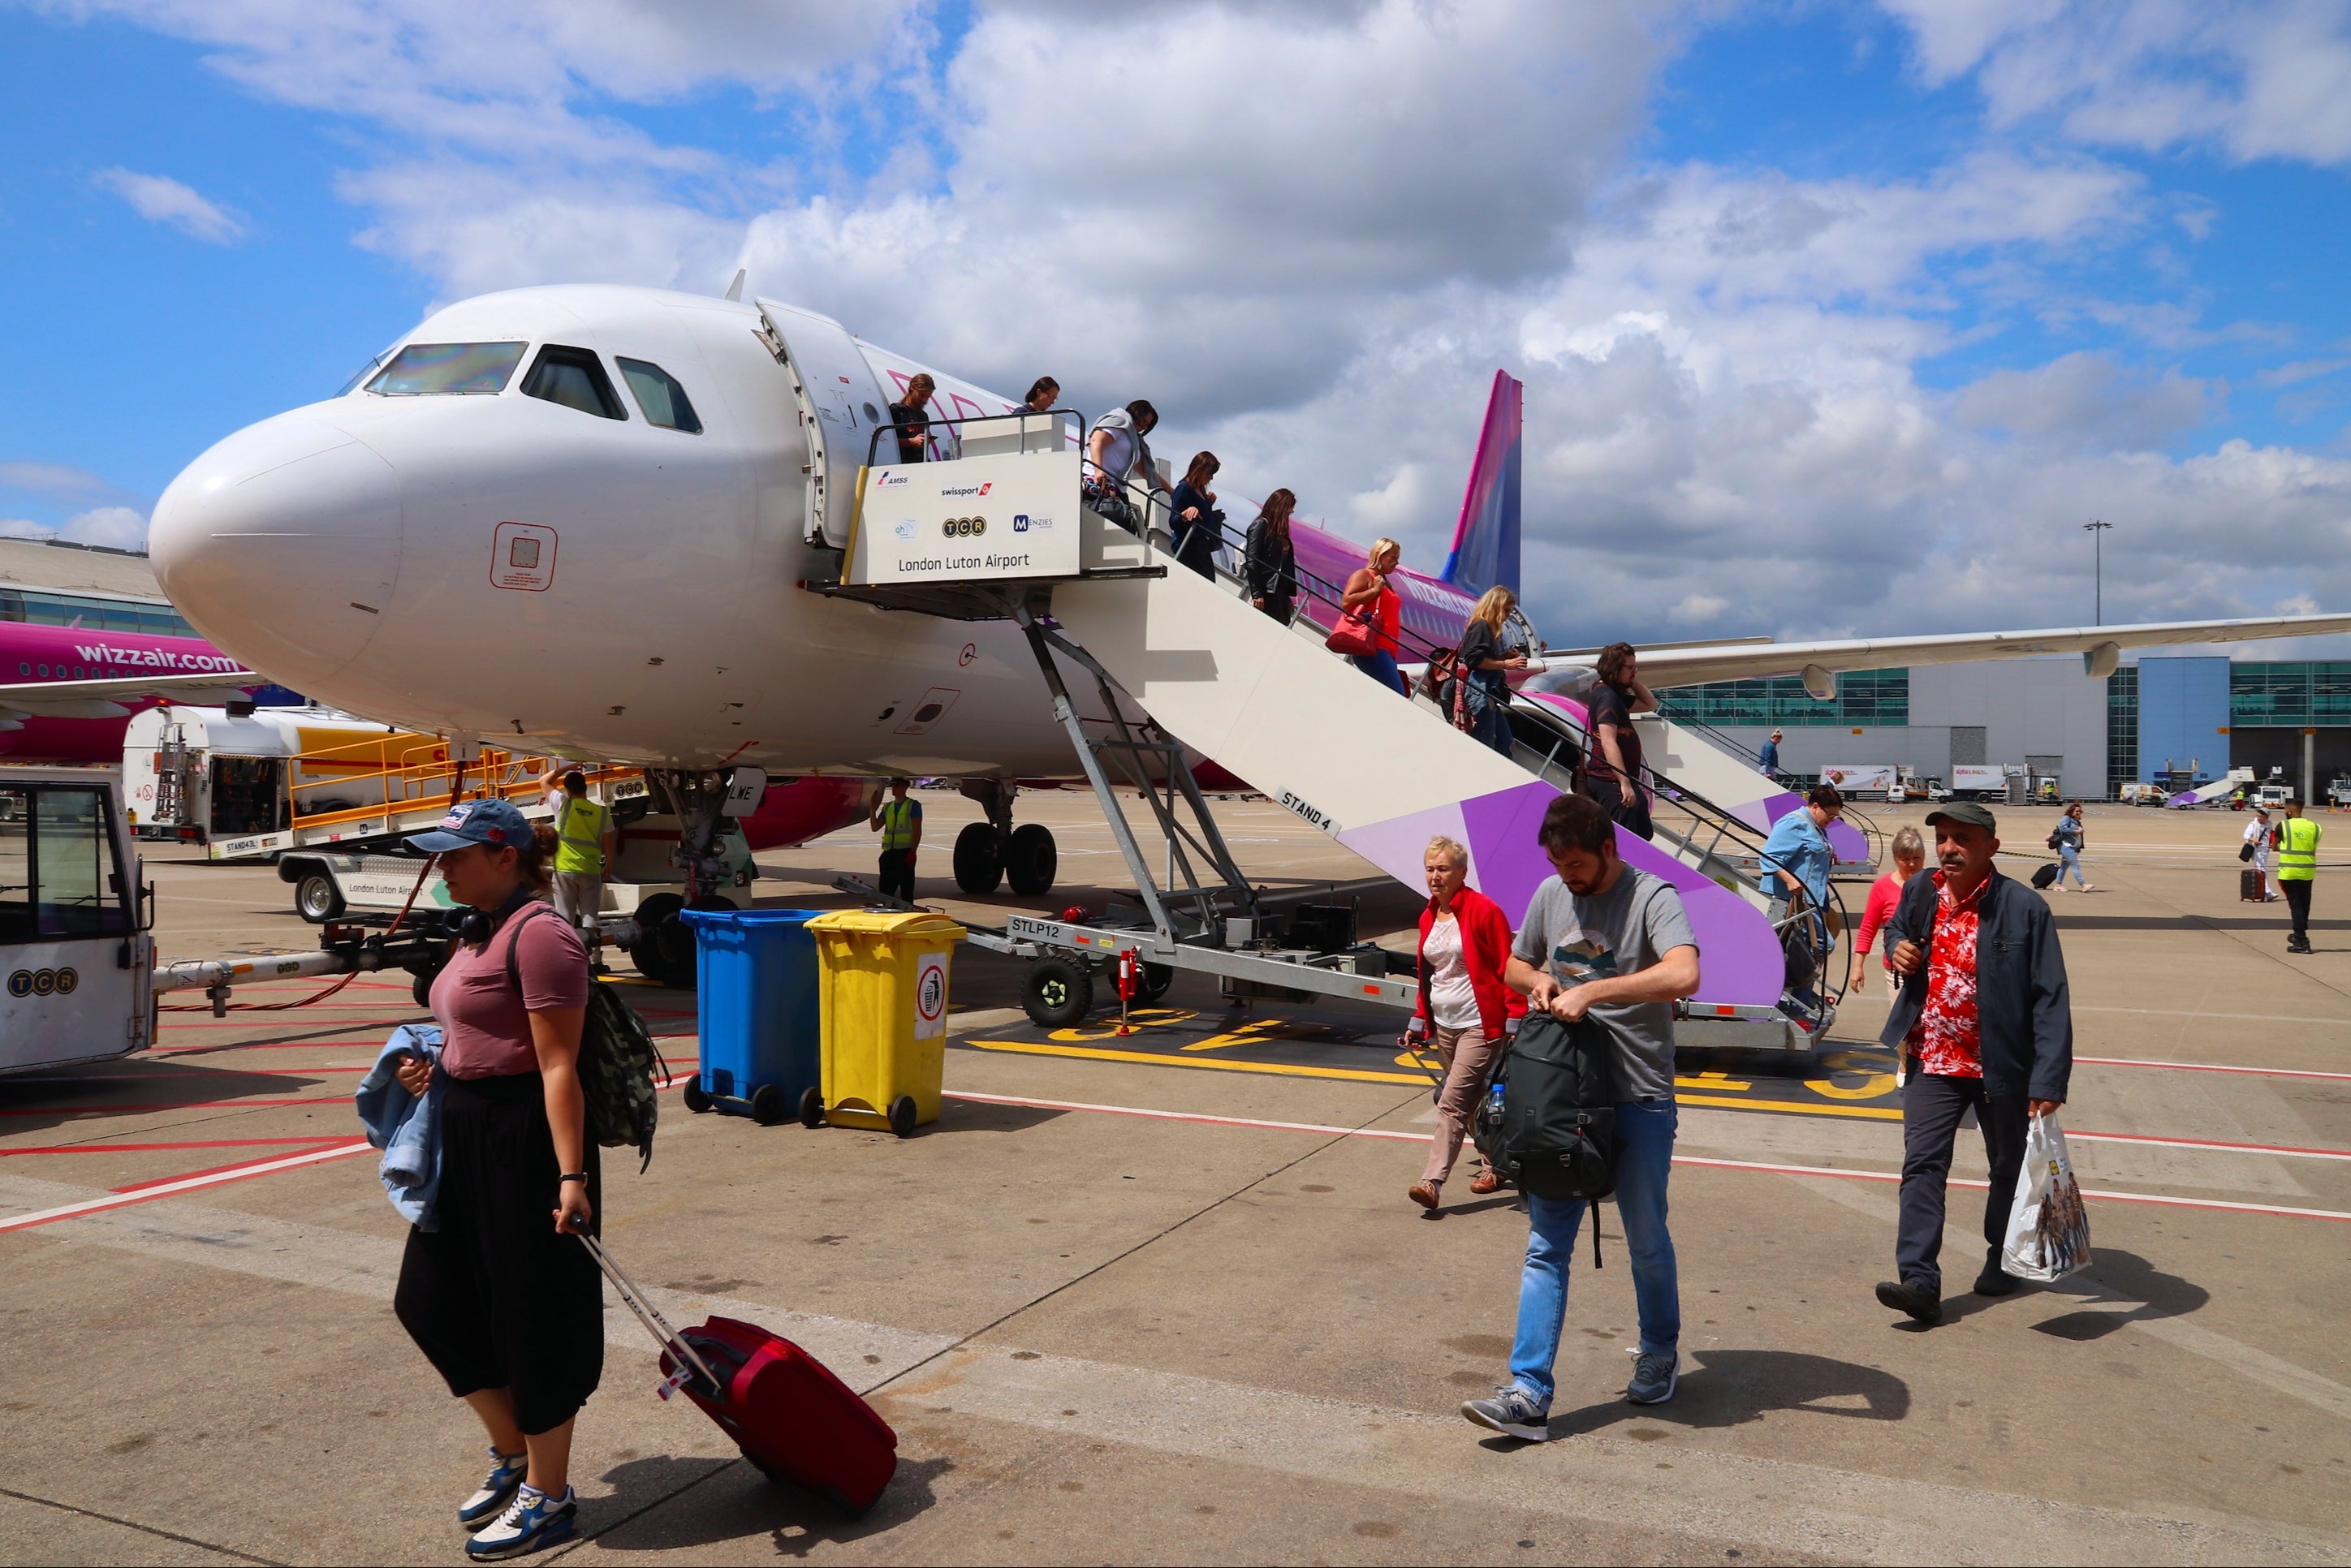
1849, 824, 1926, 1008
388, 798, 601, 1558
1758, 728, 1783, 781
2051, 800, 2090, 891
2244, 806, 2280, 902
2273, 797, 2322, 954
1872, 802, 2073, 1325
887, 373, 934, 464
1244, 489, 1299, 624
1456, 587, 1527, 756
1169, 451, 1225, 579
1462, 792, 1700, 1440
870, 778, 922, 904
550, 771, 615, 943
1582, 642, 1656, 839
1341, 538, 1409, 696
1405, 835, 1524, 1212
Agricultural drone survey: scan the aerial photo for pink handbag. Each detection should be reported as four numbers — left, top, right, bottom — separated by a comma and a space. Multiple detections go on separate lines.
1324, 609, 1379, 658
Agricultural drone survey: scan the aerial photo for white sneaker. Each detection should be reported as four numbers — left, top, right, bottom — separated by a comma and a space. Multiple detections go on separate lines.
457, 1449, 528, 1530
467, 1485, 576, 1560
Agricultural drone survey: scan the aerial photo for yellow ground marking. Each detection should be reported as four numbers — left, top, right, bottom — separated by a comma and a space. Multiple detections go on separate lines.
1805, 1048, 1900, 1101
1682, 1069, 1753, 1090
1180, 1018, 1331, 1053
1048, 1009, 1199, 1042
967, 1039, 1426, 1085
968, 1039, 1909, 1119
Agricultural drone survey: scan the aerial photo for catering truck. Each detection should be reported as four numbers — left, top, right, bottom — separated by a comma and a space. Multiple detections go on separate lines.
123, 704, 451, 846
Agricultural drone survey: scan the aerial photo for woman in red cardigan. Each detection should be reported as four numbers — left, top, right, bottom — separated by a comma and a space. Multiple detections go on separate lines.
1407, 835, 1525, 1212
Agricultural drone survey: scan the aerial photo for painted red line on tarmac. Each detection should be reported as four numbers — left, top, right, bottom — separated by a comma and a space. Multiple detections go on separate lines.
938, 1093, 2351, 1223
0, 1096, 347, 1116
2081, 1055, 2351, 1082
0, 1138, 352, 1157
159, 1016, 420, 1032
2065, 1129, 2351, 1162
0, 1143, 374, 1234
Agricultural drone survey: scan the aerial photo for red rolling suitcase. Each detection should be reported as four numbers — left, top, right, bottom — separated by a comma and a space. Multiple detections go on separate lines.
583, 1234, 898, 1515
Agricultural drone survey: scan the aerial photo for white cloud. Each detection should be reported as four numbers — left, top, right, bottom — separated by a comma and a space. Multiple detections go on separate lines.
1952, 351, 2214, 450
93, 167, 246, 243
0, 459, 140, 506
1879, 0, 2351, 166
57, 506, 150, 549
0, 519, 54, 541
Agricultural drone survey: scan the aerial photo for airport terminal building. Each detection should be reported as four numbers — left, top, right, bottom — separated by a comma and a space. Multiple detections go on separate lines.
1668, 655, 2351, 803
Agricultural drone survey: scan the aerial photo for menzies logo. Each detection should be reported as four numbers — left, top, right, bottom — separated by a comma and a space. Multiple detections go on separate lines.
1278, 790, 1340, 835
940, 515, 988, 538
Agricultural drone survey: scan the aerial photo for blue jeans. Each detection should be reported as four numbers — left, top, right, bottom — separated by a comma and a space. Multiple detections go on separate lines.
1351, 649, 1407, 696
2057, 845, 2086, 886
1510, 1100, 1680, 1406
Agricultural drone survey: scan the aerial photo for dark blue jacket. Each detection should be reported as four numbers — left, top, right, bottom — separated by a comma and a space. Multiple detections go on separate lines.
1878, 868, 2073, 1101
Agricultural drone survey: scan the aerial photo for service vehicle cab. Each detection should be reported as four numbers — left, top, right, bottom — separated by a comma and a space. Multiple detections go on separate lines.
0, 765, 153, 1076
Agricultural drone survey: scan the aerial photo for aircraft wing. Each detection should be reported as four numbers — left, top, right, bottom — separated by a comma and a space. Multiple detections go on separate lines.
0, 670, 260, 719
1614, 611, 2351, 690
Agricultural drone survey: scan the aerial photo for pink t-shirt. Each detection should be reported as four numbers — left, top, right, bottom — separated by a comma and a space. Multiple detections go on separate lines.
1855, 871, 1907, 958
431, 902, 592, 1079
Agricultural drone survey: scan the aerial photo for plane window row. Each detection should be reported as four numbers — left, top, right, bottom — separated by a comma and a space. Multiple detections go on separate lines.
0, 589, 195, 638
363, 342, 701, 433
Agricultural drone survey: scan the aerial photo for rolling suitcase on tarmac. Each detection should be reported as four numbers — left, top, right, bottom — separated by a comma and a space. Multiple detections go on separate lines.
2241, 868, 2265, 902
2030, 862, 2060, 890
581, 1234, 899, 1516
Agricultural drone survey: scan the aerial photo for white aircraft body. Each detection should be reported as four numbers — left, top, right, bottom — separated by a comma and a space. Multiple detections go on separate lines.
142, 284, 2351, 1015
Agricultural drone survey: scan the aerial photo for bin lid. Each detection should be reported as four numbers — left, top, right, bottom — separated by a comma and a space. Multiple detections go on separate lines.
678, 907, 824, 928
805, 909, 966, 942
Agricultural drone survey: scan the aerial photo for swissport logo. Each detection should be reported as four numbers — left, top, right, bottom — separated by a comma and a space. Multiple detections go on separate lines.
938, 481, 994, 498
72, 644, 247, 674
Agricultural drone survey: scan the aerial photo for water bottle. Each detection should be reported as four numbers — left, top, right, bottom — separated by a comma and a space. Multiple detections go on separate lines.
1486, 1081, 1506, 1120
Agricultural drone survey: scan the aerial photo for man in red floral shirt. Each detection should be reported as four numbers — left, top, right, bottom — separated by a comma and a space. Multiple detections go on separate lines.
1873, 802, 2073, 1325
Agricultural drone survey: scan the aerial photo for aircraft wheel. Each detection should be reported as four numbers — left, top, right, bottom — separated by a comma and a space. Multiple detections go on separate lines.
295, 873, 345, 924
953, 821, 1004, 895
1023, 955, 1093, 1028
632, 893, 686, 985
411, 970, 434, 1010
1005, 823, 1058, 897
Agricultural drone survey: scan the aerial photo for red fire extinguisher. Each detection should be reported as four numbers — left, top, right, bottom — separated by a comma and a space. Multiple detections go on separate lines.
1115, 948, 1138, 1036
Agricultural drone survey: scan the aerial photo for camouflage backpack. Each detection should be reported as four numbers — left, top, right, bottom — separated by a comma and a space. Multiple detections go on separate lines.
503, 903, 667, 1171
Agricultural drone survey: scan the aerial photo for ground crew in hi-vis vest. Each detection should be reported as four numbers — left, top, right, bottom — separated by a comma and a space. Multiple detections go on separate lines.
869, 778, 923, 903
2273, 798, 2322, 954
550, 770, 615, 940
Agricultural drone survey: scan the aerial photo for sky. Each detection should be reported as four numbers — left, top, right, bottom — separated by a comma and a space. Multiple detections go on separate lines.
4, 0, 2351, 656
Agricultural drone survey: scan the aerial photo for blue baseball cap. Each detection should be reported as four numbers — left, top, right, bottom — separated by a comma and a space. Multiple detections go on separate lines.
407, 796, 534, 854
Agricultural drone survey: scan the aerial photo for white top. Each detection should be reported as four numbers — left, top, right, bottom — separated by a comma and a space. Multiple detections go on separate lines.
1090, 408, 1140, 485
1424, 912, 1480, 1031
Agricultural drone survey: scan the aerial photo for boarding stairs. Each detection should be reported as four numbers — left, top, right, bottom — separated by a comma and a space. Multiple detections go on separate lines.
819, 415, 1836, 1045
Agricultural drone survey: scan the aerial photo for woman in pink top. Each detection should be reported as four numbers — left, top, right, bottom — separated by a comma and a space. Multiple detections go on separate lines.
1849, 825, 1926, 1082
390, 796, 597, 1556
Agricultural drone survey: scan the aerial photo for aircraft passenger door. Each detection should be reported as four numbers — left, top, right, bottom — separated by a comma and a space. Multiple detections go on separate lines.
752, 299, 894, 549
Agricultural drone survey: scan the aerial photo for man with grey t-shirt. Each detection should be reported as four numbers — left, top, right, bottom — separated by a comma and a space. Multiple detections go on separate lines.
1461, 792, 1700, 1443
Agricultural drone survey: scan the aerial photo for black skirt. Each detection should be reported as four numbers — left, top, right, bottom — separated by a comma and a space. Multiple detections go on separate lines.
394, 1071, 604, 1434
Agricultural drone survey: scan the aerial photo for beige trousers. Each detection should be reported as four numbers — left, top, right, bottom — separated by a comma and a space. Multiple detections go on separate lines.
551, 872, 604, 929
1421, 1022, 1503, 1186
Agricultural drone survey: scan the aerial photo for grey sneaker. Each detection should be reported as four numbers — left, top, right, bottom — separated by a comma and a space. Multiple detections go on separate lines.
1625, 1350, 1679, 1405
1461, 1384, 1551, 1441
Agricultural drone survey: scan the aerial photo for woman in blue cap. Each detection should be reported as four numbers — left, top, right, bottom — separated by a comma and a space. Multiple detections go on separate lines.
387, 796, 598, 1560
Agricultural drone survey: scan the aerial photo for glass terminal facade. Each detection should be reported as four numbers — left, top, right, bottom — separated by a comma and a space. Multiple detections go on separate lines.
1657, 668, 1909, 730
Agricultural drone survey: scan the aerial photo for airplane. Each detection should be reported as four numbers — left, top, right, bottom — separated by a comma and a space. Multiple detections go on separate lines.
141, 283, 2351, 991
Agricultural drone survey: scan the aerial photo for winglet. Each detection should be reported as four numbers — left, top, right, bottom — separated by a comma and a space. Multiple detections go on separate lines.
723, 268, 747, 302
1441, 370, 1521, 598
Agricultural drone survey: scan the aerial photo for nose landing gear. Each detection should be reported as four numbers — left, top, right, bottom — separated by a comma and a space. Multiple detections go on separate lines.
951, 778, 1057, 898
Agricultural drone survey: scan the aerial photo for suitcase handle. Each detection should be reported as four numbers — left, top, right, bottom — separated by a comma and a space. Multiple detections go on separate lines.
576, 1232, 724, 1400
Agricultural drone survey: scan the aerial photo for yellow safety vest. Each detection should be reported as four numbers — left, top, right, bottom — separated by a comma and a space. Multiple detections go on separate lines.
554, 797, 608, 876
2276, 816, 2321, 881
879, 798, 920, 851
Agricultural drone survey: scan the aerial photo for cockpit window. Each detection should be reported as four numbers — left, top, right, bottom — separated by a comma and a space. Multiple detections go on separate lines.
366, 342, 526, 396
616, 358, 703, 433
521, 346, 628, 420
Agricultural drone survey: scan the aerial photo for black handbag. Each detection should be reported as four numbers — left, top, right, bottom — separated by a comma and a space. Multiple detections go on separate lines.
2238, 841, 2256, 863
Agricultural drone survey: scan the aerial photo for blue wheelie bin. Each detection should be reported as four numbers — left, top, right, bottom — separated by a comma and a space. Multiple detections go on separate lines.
678, 907, 823, 1126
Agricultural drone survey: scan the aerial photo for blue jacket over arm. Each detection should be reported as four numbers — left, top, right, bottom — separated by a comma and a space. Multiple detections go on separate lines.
356, 1024, 444, 1230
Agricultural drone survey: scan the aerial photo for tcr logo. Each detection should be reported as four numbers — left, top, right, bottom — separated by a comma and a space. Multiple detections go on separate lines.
7, 967, 78, 997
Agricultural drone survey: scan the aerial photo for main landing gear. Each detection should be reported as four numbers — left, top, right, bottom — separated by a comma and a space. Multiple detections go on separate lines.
951, 778, 1057, 897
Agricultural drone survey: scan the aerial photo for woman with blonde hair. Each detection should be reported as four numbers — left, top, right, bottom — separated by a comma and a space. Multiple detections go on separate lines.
1456, 585, 1527, 755
1405, 834, 1523, 1210
887, 373, 934, 463
1341, 536, 1408, 696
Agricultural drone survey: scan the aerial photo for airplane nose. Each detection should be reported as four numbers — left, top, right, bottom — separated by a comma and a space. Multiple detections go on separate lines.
149, 413, 403, 688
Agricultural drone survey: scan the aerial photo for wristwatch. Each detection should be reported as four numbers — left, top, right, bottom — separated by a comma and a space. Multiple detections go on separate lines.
558, 1173, 589, 1184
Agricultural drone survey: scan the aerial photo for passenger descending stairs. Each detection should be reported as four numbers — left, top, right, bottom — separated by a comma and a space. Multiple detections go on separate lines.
1047, 511, 1796, 1015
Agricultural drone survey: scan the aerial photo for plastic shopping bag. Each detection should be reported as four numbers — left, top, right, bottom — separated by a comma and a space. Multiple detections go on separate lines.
2002, 1111, 2091, 1282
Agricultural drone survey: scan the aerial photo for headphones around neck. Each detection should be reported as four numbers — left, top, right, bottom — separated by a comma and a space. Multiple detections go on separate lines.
455, 883, 535, 945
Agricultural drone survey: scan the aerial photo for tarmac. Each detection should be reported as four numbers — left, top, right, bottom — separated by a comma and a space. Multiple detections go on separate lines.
2, 790, 2348, 1565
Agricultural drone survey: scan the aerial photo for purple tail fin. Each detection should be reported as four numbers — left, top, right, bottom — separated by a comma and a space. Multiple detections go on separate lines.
1441, 370, 1521, 598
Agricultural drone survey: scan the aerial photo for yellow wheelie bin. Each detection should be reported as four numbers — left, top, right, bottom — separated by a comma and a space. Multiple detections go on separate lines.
805, 910, 966, 1137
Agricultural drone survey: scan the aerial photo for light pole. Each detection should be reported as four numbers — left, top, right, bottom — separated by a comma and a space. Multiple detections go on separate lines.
2084, 519, 2112, 625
